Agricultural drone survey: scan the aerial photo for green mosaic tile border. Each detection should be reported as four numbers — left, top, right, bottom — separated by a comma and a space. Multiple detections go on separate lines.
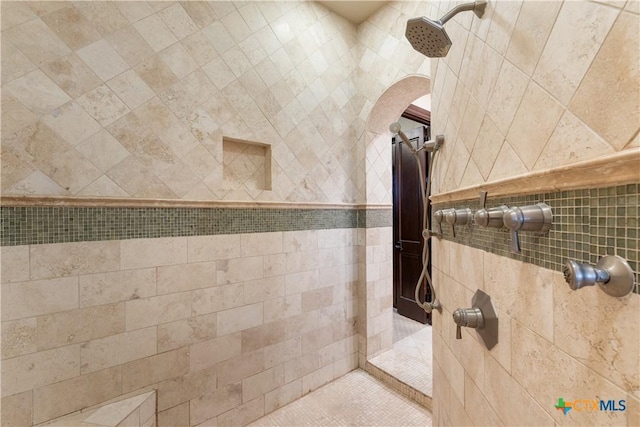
433, 183, 639, 295
0, 206, 393, 247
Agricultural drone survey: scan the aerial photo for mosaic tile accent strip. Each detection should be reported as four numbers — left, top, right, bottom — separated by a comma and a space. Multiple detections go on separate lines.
359, 208, 393, 229
0, 206, 392, 246
433, 184, 640, 294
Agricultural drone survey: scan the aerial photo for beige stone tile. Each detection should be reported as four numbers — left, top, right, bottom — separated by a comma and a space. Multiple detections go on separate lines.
264, 295, 301, 323
190, 383, 242, 426
264, 337, 301, 370
0, 93, 37, 137
37, 303, 125, 351
77, 175, 129, 198
512, 320, 628, 425
533, 1, 619, 105
570, 11, 639, 151
218, 349, 265, 387
177, 3, 214, 29
464, 373, 503, 426
242, 277, 286, 306
33, 365, 122, 424
140, 391, 156, 424
487, 141, 528, 182
216, 256, 264, 285
157, 402, 189, 427
157, 366, 216, 411
106, 156, 178, 199
484, 252, 554, 341
628, 394, 640, 426
486, 60, 529, 136
134, 14, 178, 53
38, 53, 100, 99
553, 272, 639, 394
191, 284, 243, 316
134, 55, 180, 93
72, 2, 129, 36
25, 2, 68, 16
468, 114, 506, 180
484, 355, 552, 426
506, 81, 564, 169
217, 303, 264, 336
40, 6, 102, 51
157, 262, 216, 295
76, 39, 129, 82
30, 240, 119, 280
80, 327, 157, 374
158, 42, 199, 80
1, 1, 37, 29
3, 18, 71, 66
241, 321, 286, 353
158, 70, 216, 121
302, 363, 334, 394
0, 245, 29, 284
105, 26, 155, 68
158, 3, 199, 40
115, 1, 154, 23
285, 269, 319, 295
485, 0, 522, 56
1, 390, 33, 427
506, 1, 561, 76
217, 396, 264, 427
77, 84, 131, 127
75, 130, 130, 173
1, 344, 80, 397
263, 380, 302, 414
158, 312, 217, 353
107, 70, 156, 110
3, 170, 69, 196
4, 69, 71, 116
2, 318, 37, 360
1, 276, 78, 321
237, 233, 281, 258
1, 40, 38, 84
126, 292, 191, 331
122, 348, 190, 393
284, 351, 322, 384
42, 101, 102, 146
180, 32, 217, 67
535, 111, 615, 171
121, 237, 187, 270
190, 333, 242, 372
79, 269, 154, 308
447, 242, 483, 292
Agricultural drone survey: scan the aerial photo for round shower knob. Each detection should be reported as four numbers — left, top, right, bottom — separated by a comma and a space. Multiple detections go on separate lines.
474, 205, 509, 228
563, 256, 635, 297
444, 208, 472, 225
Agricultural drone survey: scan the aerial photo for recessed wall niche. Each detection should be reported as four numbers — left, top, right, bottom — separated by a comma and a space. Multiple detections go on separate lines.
222, 137, 272, 191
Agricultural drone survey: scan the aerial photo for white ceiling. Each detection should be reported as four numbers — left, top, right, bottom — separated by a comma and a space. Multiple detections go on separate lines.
316, 1, 389, 25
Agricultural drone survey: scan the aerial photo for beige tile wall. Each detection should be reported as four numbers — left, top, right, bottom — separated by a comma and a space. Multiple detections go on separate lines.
428, 1, 640, 425
429, 0, 639, 194
0, 0, 429, 204
0, 229, 359, 426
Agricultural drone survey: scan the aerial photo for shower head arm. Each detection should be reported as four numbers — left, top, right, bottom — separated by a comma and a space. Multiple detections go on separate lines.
438, 1, 487, 25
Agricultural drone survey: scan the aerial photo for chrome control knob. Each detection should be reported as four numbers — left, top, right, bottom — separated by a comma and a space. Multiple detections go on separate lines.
503, 203, 552, 253
474, 205, 509, 228
444, 208, 472, 226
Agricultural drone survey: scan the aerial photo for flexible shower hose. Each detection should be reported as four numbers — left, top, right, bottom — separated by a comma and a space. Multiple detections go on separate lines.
405, 139, 440, 313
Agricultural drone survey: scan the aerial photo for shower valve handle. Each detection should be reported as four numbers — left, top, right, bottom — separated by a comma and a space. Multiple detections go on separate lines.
503, 203, 553, 254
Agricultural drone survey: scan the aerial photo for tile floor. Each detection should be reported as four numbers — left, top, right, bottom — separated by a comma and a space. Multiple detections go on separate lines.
368, 311, 433, 396
249, 370, 432, 426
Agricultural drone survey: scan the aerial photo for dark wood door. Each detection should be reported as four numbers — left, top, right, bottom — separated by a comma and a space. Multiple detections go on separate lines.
392, 126, 431, 324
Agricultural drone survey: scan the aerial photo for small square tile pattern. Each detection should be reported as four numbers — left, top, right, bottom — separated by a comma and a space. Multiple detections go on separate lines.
0, 207, 392, 246
249, 370, 432, 426
433, 183, 640, 294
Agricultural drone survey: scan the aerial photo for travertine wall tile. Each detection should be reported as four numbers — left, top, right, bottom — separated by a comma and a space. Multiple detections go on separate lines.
157, 366, 217, 412
1, 344, 80, 397
120, 237, 187, 270
158, 261, 216, 295
191, 284, 243, 316
79, 268, 156, 307
0, 245, 29, 283
30, 240, 120, 280
80, 327, 156, 374
158, 313, 218, 353
122, 348, 190, 394
33, 365, 122, 424
190, 333, 242, 372
217, 396, 264, 427
189, 383, 243, 426
157, 402, 189, 427
125, 292, 191, 330
217, 350, 264, 387
1, 390, 33, 427
1, 276, 78, 321
37, 303, 125, 350
2, 318, 37, 360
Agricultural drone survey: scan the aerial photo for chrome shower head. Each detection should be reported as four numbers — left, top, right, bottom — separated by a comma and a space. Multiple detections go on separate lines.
406, 1, 487, 58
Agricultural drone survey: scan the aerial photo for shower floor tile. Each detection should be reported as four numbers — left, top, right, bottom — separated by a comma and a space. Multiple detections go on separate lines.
248, 370, 433, 426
